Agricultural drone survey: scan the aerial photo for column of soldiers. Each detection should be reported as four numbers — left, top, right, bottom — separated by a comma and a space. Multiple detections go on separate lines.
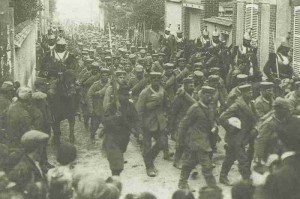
0, 23, 300, 196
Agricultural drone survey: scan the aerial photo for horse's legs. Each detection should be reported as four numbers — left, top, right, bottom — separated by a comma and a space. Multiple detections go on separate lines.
68, 117, 75, 144
52, 121, 61, 146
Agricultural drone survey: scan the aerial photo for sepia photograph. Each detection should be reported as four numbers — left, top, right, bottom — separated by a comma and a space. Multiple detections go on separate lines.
0, 0, 299, 198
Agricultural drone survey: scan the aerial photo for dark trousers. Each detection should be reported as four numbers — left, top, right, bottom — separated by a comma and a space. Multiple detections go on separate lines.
142, 130, 165, 167
220, 144, 251, 179
90, 115, 102, 138
181, 149, 216, 186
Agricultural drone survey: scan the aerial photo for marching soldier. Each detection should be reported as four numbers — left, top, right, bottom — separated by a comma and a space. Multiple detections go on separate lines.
136, 72, 169, 177
219, 84, 257, 185
169, 77, 196, 169
254, 82, 274, 119
151, 52, 165, 73
102, 83, 142, 176
128, 65, 148, 105
177, 86, 217, 189
87, 68, 111, 143
226, 74, 248, 108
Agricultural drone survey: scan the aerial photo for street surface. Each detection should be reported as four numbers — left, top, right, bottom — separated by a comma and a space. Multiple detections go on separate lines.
49, 118, 241, 199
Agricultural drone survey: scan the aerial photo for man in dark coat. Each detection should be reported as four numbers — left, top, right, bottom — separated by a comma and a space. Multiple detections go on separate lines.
219, 84, 257, 185
177, 86, 217, 189
8, 130, 49, 193
0, 81, 14, 136
102, 84, 142, 176
136, 72, 169, 177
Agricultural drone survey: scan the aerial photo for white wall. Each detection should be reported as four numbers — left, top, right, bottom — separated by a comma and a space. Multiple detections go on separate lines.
189, 9, 201, 39
165, 1, 182, 35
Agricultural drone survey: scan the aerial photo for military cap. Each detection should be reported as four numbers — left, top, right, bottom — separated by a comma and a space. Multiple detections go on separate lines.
260, 81, 274, 90
209, 67, 220, 74
21, 130, 49, 150
183, 77, 193, 84
140, 49, 146, 54
201, 86, 216, 94
91, 62, 100, 69
164, 63, 174, 69
17, 87, 32, 100
48, 34, 56, 40
238, 84, 252, 93
112, 54, 121, 59
115, 70, 126, 77
83, 48, 89, 52
85, 58, 94, 64
178, 58, 186, 62
1, 81, 14, 91
130, 45, 136, 49
177, 30, 183, 34
295, 81, 300, 88
88, 49, 95, 53
194, 62, 203, 67
56, 38, 67, 45
100, 68, 110, 74
208, 75, 220, 83
236, 74, 248, 80
194, 70, 204, 78
135, 65, 144, 72
78, 42, 83, 46
129, 54, 136, 59
105, 56, 112, 60
273, 97, 291, 110
152, 54, 158, 57
150, 72, 162, 77
105, 50, 111, 54
158, 52, 166, 56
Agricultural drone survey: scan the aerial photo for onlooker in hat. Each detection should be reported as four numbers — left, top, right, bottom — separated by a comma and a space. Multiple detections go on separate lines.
231, 180, 254, 199
198, 185, 223, 199
47, 143, 77, 199
6, 87, 34, 147
136, 192, 157, 199
8, 130, 49, 193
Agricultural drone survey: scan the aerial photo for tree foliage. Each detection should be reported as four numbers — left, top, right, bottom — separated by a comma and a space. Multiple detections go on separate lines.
103, 0, 164, 32
14, 0, 43, 25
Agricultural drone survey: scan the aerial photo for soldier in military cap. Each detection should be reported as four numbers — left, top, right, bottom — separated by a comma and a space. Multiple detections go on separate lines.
151, 52, 165, 73
128, 65, 148, 105
177, 86, 217, 189
219, 84, 257, 185
136, 72, 169, 177
195, 26, 211, 50
193, 70, 205, 100
8, 130, 49, 192
254, 82, 274, 118
227, 74, 249, 107
169, 77, 196, 169
102, 84, 142, 176
105, 56, 113, 68
87, 68, 111, 143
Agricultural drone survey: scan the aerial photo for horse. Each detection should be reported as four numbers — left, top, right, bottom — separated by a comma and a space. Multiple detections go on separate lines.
48, 70, 79, 146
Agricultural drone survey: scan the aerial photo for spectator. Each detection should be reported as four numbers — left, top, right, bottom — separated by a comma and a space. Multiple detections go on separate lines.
172, 189, 195, 199
136, 192, 157, 199
199, 186, 223, 199
47, 143, 77, 199
231, 180, 254, 199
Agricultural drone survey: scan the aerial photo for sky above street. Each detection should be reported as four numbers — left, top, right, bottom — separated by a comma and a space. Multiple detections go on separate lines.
56, 0, 99, 24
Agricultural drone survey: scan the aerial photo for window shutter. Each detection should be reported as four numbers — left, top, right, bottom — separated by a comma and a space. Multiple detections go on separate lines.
293, 6, 300, 76
245, 4, 259, 42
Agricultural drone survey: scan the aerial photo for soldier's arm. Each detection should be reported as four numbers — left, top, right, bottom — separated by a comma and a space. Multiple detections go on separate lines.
87, 83, 97, 114
178, 105, 197, 145
95, 82, 110, 98
136, 89, 147, 123
254, 100, 266, 119
103, 86, 113, 112
168, 95, 182, 130
219, 102, 239, 131
254, 121, 274, 162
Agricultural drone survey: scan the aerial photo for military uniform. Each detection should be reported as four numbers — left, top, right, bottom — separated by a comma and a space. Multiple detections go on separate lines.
177, 86, 217, 188
136, 78, 169, 176
87, 76, 110, 141
219, 85, 257, 182
102, 85, 141, 176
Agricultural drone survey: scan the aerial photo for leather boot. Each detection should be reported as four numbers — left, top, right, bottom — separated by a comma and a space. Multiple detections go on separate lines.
178, 166, 192, 189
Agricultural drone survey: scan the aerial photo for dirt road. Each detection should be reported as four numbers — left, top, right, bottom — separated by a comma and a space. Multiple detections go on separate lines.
48, 119, 241, 199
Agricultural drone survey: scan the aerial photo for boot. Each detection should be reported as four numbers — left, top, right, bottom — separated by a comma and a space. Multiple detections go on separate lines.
178, 166, 192, 190
163, 151, 174, 160
219, 175, 231, 186
146, 166, 157, 177
173, 148, 183, 169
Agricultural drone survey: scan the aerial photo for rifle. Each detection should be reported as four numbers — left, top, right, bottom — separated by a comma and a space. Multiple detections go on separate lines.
108, 23, 120, 111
